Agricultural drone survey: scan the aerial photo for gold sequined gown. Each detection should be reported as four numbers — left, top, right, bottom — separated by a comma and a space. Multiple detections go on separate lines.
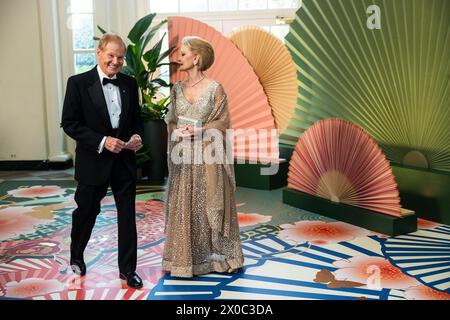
162, 80, 244, 278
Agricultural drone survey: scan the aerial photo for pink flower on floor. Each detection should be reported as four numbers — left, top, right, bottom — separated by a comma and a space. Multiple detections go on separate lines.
405, 285, 450, 300
417, 218, 441, 230
135, 199, 165, 215
333, 256, 419, 289
0, 207, 52, 241
279, 221, 370, 245
0, 238, 60, 257
237, 213, 272, 227
135, 200, 150, 214
6, 278, 65, 298
8, 185, 66, 198
143, 200, 164, 212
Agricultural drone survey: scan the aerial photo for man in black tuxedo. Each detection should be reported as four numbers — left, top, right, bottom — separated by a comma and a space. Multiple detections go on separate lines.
61, 33, 144, 289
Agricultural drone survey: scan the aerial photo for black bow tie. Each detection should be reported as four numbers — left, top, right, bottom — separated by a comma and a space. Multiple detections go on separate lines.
102, 78, 119, 86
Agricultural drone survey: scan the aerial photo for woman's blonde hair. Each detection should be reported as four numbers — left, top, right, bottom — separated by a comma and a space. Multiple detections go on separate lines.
182, 36, 215, 71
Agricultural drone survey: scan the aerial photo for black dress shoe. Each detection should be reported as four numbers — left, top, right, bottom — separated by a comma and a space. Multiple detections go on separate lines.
119, 271, 143, 289
70, 259, 86, 276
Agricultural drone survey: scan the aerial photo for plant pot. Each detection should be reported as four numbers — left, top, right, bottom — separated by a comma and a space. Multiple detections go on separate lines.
136, 167, 143, 181
142, 120, 168, 184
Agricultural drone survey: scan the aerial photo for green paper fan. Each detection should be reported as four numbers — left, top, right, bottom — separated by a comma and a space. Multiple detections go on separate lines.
282, 0, 450, 173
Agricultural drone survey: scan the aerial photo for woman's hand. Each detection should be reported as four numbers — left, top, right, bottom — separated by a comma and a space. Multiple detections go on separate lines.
174, 125, 191, 138
174, 125, 203, 138
184, 126, 203, 137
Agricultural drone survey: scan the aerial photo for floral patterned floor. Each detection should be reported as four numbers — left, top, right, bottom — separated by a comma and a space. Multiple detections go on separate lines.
0, 178, 449, 300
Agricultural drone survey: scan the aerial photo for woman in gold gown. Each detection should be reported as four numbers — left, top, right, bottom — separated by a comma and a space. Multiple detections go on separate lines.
162, 36, 244, 278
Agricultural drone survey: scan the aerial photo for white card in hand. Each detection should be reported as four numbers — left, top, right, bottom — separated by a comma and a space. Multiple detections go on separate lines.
177, 116, 202, 128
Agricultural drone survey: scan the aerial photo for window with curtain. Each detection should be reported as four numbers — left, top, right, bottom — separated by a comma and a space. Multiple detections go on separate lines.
68, 0, 95, 74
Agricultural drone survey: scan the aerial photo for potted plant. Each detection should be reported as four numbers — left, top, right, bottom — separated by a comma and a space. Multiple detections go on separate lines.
96, 13, 176, 184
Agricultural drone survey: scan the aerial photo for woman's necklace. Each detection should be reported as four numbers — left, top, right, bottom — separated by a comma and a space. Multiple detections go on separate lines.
189, 76, 205, 87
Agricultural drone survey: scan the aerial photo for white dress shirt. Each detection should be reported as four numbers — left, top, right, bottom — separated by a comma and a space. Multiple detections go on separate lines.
97, 66, 122, 153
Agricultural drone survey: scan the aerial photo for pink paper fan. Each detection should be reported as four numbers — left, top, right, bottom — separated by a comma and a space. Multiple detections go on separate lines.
287, 118, 403, 217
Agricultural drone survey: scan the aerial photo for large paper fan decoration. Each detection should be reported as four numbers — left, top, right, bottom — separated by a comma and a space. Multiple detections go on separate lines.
287, 118, 403, 217
229, 26, 297, 134
168, 17, 278, 161
283, 0, 450, 172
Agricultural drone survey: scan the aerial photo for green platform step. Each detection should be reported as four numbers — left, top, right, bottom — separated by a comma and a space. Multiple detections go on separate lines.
392, 164, 450, 225
235, 143, 295, 190
282, 188, 418, 236
279, 143, 295, 162
234, 159, 289, 190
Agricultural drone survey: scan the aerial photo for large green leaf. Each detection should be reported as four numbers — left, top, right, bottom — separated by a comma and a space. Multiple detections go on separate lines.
143, 34, 165, 70
142, 92, 154, 105
124, 45, 137, 75
122, 66, 133, 76
136, 146, 150, 166
157, 45, 176, 65
135, 69, 149, 89
141, 94, 170, 121
127, 13, 156, 44
151, 78, 170, 87
157, 96, 170, 106
139, 20, 167, 58
156, 61, 179, 68
97, 25, 108, 34
132, 45, 147, 75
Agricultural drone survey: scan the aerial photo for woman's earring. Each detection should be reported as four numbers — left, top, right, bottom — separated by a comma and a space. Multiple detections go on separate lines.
193, 61, 197, 66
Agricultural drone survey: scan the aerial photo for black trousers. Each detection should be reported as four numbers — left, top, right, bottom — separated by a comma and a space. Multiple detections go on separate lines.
70, 156, 137, 274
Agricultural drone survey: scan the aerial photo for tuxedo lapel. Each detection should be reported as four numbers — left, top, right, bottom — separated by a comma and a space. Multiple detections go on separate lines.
117, 75, 130, 134
87, 69, 113, 130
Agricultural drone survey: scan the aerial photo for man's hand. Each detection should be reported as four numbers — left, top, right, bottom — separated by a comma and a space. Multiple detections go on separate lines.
105, 136, 126, 153
124, 134, 142, 151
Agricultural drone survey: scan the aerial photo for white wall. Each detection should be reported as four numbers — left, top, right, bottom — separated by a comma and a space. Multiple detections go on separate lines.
0, 0, 48, 160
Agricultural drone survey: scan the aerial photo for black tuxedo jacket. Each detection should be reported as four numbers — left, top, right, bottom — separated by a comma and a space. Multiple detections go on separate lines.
61, 66, 144, 185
